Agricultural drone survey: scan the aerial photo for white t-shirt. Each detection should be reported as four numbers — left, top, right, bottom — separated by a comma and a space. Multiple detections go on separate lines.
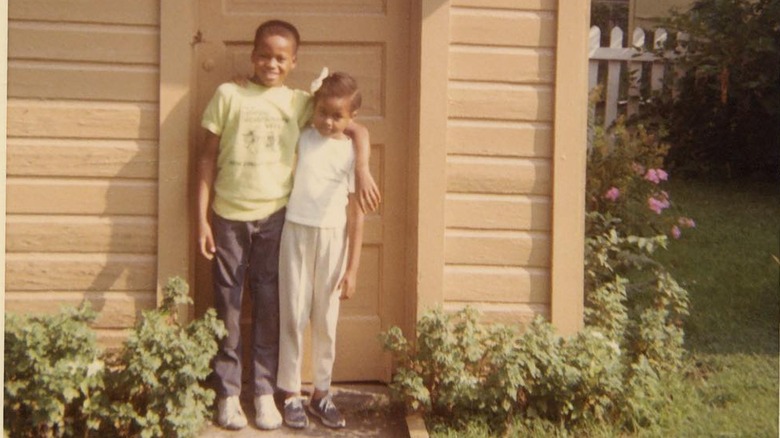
286, 128, 355, 228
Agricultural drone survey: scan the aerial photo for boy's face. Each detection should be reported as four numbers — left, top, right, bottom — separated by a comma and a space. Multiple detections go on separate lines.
312, 96, 356, 139
250, 34, 297, 87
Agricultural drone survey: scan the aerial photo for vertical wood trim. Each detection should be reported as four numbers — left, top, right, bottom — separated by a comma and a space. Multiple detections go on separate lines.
159, 1, 196, 320
414, 0, 450, 319
550, 0, 589, 335
1, 2, 8, 323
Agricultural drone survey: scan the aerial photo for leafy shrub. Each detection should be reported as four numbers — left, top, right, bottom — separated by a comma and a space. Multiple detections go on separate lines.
585, 213, 689, 374
518, 320, 624, 425
654, 0, 780, 179
380, 307, 525, 431
4, 305, 105, 438
99, 277, 226, 437
381, 306, 665, 433
3, 277, 226, 438
382, 216, 690, 434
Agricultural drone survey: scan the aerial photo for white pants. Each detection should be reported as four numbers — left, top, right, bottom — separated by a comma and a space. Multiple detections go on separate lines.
277, 221, 346, 393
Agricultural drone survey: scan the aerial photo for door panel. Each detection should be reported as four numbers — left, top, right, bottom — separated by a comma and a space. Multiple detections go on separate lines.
194, 0, 409, 383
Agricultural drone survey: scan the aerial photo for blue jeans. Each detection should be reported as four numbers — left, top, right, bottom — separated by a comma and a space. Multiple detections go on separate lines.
211, 208, 286, 397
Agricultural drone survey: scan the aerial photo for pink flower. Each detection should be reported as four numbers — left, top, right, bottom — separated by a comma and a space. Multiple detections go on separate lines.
671, 225, 681, 239
604, 187, 620, 201
644, 169, 660, 184
678, 217, 696, 228
647, 196, 670, 214
631, 162, 645, 175
644, 168, 670, 184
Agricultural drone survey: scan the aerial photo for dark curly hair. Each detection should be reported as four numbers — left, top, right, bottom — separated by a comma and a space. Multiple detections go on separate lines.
314, 72, 362, 112
254, 20, 300, 53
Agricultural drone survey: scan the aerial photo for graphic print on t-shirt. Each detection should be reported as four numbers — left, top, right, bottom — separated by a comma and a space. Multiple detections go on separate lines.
237, 101, 286, 159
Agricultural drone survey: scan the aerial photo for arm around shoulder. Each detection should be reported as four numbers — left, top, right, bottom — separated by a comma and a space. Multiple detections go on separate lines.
344, 121, 381, 213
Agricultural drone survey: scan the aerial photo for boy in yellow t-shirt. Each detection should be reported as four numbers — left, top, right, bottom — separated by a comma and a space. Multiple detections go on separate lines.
196, 20, 378, 431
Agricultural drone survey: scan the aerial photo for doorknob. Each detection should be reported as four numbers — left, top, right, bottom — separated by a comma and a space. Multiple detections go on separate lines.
202, 58, 216, 72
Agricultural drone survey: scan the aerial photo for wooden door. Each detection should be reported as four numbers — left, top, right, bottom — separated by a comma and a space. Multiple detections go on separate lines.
193, 1, 410, 383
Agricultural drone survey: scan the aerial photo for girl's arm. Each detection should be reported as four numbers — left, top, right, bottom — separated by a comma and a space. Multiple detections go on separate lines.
345, 121, 381, 213
337, 193, 365, 300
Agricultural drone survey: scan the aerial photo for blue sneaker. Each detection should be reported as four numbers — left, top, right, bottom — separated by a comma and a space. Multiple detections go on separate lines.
283, 396, 309, 429
308, 394, 345, 429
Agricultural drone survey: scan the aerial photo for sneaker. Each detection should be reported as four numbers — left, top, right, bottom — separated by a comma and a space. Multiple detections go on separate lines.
216, 395, 248, 430
283, 396, 309, 429
254, 394, 282, 430
308, 394, 346, 429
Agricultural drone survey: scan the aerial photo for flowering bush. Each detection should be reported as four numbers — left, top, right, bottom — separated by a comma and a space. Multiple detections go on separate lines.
586, 110, 695, 240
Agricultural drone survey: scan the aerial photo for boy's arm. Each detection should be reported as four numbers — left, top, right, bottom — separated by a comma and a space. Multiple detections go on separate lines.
344, 121, 381, 213
197, 130, 220, 260
337, 193, 366, 300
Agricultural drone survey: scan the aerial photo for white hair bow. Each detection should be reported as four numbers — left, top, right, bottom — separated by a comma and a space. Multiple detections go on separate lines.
310, 67, 329, 93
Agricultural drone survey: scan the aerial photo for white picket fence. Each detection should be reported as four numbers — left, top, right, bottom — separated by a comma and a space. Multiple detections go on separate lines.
588, 25, 688, 127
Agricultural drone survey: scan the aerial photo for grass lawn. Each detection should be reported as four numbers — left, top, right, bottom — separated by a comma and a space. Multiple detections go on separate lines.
648, 178, 779, 437
429, 179, 779, 437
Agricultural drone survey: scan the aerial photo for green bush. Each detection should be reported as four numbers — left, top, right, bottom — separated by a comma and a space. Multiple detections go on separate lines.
99, 277, 226, 438
4, 305, 105, 438
380, 307, 526, 431
3, 277, 226, 438
382, 215, 690, 435
585, 213, 689, 374
654, 0, 780, 179
381, 304, 679, 434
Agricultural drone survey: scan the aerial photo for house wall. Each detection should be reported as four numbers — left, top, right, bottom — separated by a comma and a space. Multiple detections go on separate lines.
5, 0, 161, 346
4, 0, 589, 345
443, 0, 556, 324
414, 0, 587, 333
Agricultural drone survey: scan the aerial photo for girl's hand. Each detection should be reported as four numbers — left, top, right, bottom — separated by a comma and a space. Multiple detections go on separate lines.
337, 271, 357, 300
356, 167, 381, 213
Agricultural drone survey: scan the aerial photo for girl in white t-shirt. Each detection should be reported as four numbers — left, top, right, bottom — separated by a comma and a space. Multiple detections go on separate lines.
277, 71, 366, 429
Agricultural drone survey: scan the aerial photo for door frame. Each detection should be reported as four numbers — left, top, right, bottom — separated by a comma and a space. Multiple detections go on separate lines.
158, 1, 422, 334
158, 0, 197, 321
158, 0, 589, 333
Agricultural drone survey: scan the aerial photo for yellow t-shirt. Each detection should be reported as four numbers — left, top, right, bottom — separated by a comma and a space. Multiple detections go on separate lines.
201, 82, 313, 221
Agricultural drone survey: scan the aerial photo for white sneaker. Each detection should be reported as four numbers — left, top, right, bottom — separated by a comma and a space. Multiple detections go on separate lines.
216, 395, 248, 430
254, 394, 283, 430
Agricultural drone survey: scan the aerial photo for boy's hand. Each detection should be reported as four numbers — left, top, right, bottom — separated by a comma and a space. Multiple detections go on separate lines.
356, 167, 381, 213
198, 222, 216, 260
337, 271, 357, 300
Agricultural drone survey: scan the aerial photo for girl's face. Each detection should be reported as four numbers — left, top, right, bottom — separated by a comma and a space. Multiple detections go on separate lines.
312, 96, 356, 139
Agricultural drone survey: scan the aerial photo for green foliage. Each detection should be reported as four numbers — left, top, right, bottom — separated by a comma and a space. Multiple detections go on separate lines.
381, 308, 525, 431
383, 210, 690, 436
585, 213, 689, 374
653, 0, 780, 178
3, 277, 226, 438
382, 301, 684, 434
4, 305, 105, 438
100, 277, 227, 438
518, 321, 624, 426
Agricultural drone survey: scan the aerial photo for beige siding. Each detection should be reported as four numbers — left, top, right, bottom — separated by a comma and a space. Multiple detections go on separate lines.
444, 2, 556, 323
6, 0, 160, 344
